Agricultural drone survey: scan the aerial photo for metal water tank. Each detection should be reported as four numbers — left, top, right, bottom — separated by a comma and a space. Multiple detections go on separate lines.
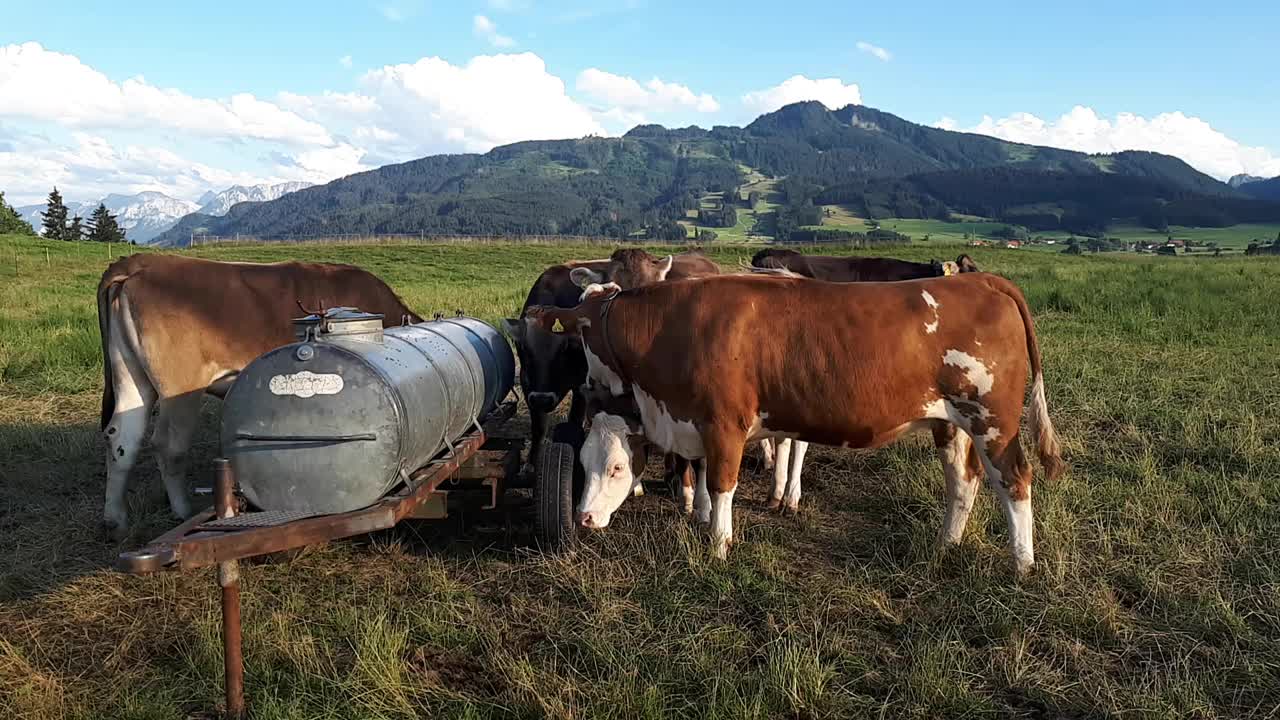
220, 308, 515, 515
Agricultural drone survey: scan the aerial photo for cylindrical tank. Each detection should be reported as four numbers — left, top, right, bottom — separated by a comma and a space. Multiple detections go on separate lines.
220, 308, 515, 515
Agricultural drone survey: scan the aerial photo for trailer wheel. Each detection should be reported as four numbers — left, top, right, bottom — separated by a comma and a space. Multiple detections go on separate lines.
550, 421, 586, 503
535, 441, 576, 550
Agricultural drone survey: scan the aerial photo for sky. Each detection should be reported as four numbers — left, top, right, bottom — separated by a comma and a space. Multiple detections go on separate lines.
2, 0, 1278, 206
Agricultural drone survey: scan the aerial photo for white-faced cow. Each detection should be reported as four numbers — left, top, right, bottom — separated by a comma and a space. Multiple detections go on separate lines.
503, 248, 720, 475
97, 254, 420, 537
752, 248, 979, 281
525, 272, 1064, 575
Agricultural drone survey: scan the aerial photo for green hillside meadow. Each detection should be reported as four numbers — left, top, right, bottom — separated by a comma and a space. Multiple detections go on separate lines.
2, 233, 1279, 719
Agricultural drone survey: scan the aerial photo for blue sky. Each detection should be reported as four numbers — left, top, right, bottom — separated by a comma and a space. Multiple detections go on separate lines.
3, 0, 1278, 205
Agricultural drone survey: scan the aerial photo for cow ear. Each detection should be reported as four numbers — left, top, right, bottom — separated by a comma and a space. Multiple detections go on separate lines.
655, 255, 674, 282
570, 267, 604, 288
524, 305, 578, 334
501, 318, 523, 340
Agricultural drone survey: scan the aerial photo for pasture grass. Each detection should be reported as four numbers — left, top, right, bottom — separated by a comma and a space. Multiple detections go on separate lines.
2, 233, 1280, 718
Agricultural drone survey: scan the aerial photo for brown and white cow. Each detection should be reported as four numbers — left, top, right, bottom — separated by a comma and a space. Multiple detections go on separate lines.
504, 248, 720, 478
525, 272, 1064, 575
752, 248, 980, 281
97, 254, 420, 537
745, 249, 980, 513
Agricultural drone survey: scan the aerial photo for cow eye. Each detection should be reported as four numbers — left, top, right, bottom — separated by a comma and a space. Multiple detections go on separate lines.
611, 463, 625, 476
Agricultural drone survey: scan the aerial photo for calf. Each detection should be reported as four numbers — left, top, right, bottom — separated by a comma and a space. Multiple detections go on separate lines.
526, 272, 1064, 575
752, 248, 979, 281
98, 254, 420, 537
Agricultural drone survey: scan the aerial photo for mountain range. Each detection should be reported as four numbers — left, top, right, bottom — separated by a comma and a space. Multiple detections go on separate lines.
153, 101, 1280, 246
18, 181, 313, 243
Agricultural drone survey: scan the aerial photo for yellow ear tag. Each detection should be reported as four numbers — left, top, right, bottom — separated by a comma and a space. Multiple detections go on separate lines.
552, 318, 565, 333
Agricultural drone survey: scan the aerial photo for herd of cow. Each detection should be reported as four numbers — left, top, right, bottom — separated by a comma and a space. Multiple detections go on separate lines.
96, 246, 1064, 576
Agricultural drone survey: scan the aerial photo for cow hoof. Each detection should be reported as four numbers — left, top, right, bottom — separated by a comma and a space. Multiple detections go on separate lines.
1013, 559, 1035, 579
782, 503, 799, 516
100, 519, 129, 542
710, 539, 732, 560
766, 497, 783, 511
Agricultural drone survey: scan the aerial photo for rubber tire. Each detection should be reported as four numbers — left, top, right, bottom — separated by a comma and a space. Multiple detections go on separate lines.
550, 421, 586, 504
535, 441, 576, 551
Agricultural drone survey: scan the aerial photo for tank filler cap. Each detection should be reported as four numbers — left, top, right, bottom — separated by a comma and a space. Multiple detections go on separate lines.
292, 307, 385, 342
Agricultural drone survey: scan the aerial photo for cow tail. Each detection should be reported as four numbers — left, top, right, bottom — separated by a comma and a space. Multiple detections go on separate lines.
97, 265, 129, 430
1006, 282, 1065, 481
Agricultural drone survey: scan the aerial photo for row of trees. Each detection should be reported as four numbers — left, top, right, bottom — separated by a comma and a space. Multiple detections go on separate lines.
40, 188, 127, 242
0, 191, 36, 235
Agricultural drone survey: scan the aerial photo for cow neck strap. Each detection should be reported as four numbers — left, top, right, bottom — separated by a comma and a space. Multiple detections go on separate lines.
596, 293, 632, 391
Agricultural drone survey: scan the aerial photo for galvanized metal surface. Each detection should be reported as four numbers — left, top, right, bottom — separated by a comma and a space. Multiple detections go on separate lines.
220, 311, 514, 514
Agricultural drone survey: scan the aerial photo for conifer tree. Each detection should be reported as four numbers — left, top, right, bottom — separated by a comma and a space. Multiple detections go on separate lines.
0, 191, 36, 235
41, 187, 69, 240
88, 203, 126, 243
68, 215, 85, 241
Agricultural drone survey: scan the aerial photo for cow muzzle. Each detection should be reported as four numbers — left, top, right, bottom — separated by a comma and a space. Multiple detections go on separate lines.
576, 510, 610, 529
526, 392, 559, 413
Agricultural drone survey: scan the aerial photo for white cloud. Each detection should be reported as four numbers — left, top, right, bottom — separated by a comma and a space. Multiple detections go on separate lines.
0, 132, 287, 206
576, 69, 719, 113
0, 45, 641, 205
943, 106, 1280, 180
357, 53, 604, 153
473, 15, 516, 48
339, 55, 353, 68
856, 41, 892, 62
0, 43, 333, 146
741, 75, 863, 113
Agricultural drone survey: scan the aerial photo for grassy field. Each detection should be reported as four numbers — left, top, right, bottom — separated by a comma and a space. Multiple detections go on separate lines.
1035, 223, 1280, 249
3, 234, 1280, 719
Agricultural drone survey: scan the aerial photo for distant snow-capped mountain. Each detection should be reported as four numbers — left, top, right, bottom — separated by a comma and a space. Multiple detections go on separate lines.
16, 182, 313, 243
198, 181, 313, 216
19, 192, 199, 243
103, 192, 202, 242
1228, 173, 1266, 188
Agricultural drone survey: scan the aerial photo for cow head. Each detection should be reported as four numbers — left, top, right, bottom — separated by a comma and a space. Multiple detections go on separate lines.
576, 395, 650, 528
570, 249, 674, 290
503, 315, 583, 413
955, 254, 980, 273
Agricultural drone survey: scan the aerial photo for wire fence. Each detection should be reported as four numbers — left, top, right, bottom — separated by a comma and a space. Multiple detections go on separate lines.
185, 232, 661, 247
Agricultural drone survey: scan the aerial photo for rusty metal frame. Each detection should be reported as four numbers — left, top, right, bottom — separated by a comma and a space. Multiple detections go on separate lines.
115, 401, 523, 719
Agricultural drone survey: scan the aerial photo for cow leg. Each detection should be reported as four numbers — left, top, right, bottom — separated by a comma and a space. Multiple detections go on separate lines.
151, 391, 203, 520
782, 440, 808, 514
760, 438, 775, 470
974, 435, 1035, 576
934, 423, 981, 545
667, 455, 695, 514
767, 438, 792, 510
526, 408, 548, 473
704, 428, 747, 559
102, 315, 157, 538
680, 461, 695, 514
693, 459, 710, 525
